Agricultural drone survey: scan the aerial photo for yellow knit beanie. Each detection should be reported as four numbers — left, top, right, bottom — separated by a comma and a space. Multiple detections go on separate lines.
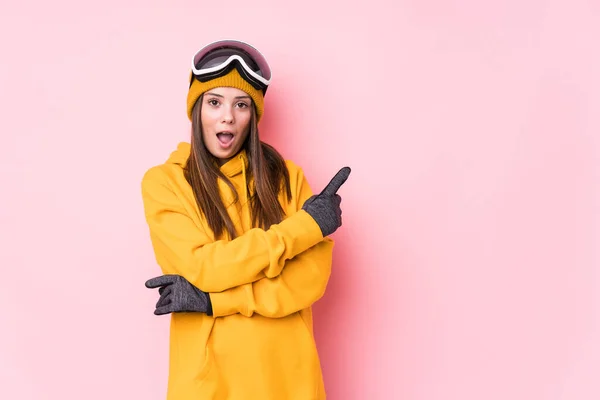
187, 68, 265, 122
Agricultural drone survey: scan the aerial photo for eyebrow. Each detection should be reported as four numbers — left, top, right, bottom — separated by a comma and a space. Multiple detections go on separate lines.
205, 92, 251, 100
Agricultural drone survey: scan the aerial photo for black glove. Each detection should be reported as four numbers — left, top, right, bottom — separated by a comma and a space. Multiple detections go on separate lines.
302, 167, 351, 237
145, 275, 213, 316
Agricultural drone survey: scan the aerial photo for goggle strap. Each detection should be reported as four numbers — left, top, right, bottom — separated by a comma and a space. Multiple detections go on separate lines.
191, 62, 267, 93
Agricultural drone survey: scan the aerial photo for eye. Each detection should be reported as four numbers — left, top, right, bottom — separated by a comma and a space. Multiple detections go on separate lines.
207, 99, 220, 106
236, 102, 249, 108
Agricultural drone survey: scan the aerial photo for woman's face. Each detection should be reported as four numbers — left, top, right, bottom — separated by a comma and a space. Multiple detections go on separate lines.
200, 86, 252, 165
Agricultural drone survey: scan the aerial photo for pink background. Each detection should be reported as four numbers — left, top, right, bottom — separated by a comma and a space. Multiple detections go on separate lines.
1, 0, 599, 399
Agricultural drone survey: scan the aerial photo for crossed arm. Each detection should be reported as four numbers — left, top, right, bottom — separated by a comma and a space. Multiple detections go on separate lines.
141, 165, 334, 318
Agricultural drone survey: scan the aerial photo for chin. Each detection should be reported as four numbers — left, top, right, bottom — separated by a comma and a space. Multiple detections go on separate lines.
210, 148, 236, 161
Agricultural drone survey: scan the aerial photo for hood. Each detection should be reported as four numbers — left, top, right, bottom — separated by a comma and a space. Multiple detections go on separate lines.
167, 141, 248, 178
167, 142, 192, 167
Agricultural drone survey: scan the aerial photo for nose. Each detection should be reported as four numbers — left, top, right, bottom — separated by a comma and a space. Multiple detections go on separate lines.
222, 107, 234, 124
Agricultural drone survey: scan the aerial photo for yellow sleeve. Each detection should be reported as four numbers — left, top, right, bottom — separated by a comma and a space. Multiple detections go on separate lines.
141, 167, 324, 293
209, 165, 335, 318
209, 239, 334, 318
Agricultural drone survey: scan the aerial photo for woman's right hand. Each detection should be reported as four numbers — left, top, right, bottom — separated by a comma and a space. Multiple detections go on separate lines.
301, 167, 351, 237
145, 275, 213, 316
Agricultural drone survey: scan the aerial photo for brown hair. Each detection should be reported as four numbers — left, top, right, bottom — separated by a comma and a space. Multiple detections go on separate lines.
184, 94, 292, 239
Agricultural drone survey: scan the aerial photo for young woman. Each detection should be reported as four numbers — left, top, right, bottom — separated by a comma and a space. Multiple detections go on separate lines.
141, 39, 350, 400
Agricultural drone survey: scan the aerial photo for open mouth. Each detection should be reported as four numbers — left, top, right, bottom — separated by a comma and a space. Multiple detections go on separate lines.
217, 132, 234, 146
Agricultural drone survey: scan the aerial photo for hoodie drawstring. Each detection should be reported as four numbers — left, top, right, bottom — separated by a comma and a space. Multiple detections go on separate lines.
239, 153, 250, 229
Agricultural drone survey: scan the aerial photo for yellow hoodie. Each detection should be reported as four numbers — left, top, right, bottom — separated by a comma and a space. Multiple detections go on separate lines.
141, 142, 334, 400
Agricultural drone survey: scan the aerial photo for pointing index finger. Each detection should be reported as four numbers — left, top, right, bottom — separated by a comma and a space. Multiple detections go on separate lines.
320, 167, 351, 196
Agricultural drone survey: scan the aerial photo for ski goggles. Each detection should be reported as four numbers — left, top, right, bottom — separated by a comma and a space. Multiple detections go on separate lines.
190, 39, 272, 92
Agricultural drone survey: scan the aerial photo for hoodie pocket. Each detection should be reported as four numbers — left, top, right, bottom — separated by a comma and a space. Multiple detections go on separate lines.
197, 345, 213, 382
197, 333, 225, 398
198, 345, 231, 398
298, 308, 316, 341
297, 309, 324, 399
